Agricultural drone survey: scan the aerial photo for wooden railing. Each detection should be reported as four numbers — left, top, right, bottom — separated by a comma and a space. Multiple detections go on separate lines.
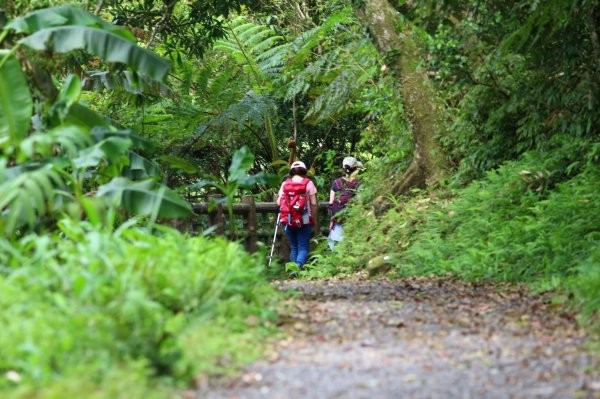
192, 194, 330, 253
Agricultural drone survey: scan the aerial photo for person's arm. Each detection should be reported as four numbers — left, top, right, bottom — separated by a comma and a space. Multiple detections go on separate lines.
329, 190, 335, 205
276, 184, 283, 206
309, 193, 318, 224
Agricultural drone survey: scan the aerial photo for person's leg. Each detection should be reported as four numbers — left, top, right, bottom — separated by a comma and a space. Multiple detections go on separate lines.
295, 225, 313, 267
328, 224, 344, 252
328, 237, 336, 251
285, 227, 298, 263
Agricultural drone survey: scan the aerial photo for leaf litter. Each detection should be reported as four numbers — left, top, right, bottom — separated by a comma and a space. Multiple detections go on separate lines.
195, 276, 600, 399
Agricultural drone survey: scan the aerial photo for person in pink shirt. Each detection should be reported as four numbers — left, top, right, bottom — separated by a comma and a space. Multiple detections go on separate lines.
276, 161, 318, 268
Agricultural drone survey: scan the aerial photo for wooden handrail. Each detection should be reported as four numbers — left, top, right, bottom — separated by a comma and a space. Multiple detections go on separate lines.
192, 201, 330, 214
191, 196, 330, 255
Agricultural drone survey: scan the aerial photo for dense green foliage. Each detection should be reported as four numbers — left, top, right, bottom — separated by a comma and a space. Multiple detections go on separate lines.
1, 0, 600, 395
0, 221, 278, 397
321, 0, 600, 329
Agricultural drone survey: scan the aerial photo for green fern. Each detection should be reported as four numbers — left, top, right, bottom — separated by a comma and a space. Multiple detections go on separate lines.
279, 8, 379, 122
212, 91, 277, 131
0, 165, 64, 234
214, 16, 290, 82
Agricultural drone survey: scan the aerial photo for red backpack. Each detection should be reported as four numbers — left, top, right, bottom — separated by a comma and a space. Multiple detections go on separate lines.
279, 177, 312, 228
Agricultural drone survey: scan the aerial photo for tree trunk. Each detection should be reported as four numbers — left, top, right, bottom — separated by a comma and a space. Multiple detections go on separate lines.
361, 0, 447, 196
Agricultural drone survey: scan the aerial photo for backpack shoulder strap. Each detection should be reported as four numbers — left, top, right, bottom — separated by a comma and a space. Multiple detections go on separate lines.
299, 177, 310, 191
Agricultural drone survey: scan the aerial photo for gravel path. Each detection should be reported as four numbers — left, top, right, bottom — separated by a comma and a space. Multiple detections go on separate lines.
196, 277, 599, 399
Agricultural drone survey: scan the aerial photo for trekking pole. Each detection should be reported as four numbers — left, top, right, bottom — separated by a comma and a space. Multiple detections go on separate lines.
268, 212, 280, 268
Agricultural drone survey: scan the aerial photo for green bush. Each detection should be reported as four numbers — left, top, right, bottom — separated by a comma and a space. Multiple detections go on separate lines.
336, 150, 600, 328
403, 156, 600, 285
0, 220, 279, 398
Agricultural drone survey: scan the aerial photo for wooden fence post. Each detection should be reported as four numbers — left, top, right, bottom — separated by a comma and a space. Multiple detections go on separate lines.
242, 195, 258, 253
207, 194, 225, 235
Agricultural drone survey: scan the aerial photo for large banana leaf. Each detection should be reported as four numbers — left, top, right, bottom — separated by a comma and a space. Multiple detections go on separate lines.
123, 152, 160, 179
19, 27, 170, 81
83, 70, 177, 99
72, 137, 132, 169
6, 6, 136, 42
91, 128, 153, 150
97, 178, 191, 218
0, 50, 32, 143
65, 103, 110, 129
228, 145, 255, 182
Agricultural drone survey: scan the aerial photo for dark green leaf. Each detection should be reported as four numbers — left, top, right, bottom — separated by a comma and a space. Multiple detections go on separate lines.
0, 50, 32, 143
160, 155, 198, 174
97, 177, 191, 218
228, 145, 254, 182
7, 5, 136, 42
65, 103, 109, 129
19, 26, 170, 81
123, 152, 160, 179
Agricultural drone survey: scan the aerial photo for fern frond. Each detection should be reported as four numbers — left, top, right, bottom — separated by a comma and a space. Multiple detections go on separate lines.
250, 36, 284, 55
0, 165, 64, 234
206, 70, 236, 105
207, 92, 277, 133
235, 25, 267, 42
304, 67, 367, 123
217, 17, 290, 80
255, 43, 290, 62
284, 76, 311, 101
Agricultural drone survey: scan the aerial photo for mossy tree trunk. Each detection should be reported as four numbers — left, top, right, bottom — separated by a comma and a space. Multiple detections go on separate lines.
362, 0, 447, 195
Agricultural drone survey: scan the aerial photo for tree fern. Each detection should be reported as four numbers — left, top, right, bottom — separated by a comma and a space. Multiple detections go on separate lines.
211, 91, 277, 131
214, 16, 290, 82
279, 8, 380, 123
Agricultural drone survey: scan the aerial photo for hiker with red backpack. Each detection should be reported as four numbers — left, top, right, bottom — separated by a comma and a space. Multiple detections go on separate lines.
328, 156, 362, 250
277, 161, 318, 269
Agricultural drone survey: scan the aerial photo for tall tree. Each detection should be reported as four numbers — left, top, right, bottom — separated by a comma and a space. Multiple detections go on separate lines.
360, 0, 447, 195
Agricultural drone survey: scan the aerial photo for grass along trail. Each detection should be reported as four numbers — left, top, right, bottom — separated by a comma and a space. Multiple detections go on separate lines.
195, 277, 599, 399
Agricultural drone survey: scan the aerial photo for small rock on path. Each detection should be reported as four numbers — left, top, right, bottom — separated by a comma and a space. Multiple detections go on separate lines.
196, 277, 600, 399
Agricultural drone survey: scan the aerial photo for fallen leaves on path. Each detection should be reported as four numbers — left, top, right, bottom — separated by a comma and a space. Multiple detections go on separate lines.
196, 276, 599, 399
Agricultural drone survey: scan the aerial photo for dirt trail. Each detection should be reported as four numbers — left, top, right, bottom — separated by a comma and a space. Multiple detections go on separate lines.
196, 277, 599, 399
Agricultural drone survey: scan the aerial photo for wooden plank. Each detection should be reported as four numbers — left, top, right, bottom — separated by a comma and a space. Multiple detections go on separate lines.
207, 194, 225, 234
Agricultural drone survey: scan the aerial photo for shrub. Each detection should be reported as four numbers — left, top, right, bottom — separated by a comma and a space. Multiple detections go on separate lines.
0, 220, 279, 397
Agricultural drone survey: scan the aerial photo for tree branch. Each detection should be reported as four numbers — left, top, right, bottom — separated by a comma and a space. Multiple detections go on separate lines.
146, 0, 179, 48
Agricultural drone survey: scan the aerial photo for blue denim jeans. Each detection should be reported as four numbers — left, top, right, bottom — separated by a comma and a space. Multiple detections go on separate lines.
285, 224, 312, 267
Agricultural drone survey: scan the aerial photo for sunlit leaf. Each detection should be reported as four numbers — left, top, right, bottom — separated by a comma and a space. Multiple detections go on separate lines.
228, 145, 254, 182
7, 5, 136, 42
0, 50, 32, 143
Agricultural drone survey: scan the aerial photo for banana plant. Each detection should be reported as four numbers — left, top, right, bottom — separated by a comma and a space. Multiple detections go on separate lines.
190, 145, 279, 234
0, 6, 190, 236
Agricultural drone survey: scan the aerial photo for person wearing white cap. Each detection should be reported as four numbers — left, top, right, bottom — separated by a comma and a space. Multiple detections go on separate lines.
328, 157, 362, 250
276, 161, 318, 269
